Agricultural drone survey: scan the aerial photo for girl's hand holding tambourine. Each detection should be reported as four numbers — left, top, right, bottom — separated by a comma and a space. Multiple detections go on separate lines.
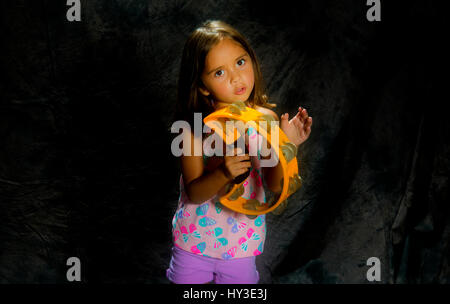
220, 147, 251, 183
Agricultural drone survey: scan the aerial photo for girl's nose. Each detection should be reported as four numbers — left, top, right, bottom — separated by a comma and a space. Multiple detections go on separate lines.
230, 70, 241, 84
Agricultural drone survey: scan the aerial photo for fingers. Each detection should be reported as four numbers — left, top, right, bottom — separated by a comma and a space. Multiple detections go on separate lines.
299, 107, 307, 120
237, 160, 252, 170
304, 118, 312, 137
235, 147, 250, 160
235, 155, 250, 163
298, 106, 313, 126
288, 107, 308, 124
227, 160, 250, 171
293, 118, 302, 128
304, 116, 312, 128
282, 106, 313, 132
299, 116, 312, 128
225, 153, 251, 179
300, 117, 312, 134
225, 147, 250, 162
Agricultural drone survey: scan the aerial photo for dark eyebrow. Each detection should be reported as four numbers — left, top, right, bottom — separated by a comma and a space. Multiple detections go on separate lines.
206, 53, 248, 75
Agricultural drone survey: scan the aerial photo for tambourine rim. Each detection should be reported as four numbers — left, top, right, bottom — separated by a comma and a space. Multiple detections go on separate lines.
203, 103, 299, 215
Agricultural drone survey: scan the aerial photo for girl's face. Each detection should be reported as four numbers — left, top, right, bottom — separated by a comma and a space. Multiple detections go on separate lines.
200, 38, 255, 106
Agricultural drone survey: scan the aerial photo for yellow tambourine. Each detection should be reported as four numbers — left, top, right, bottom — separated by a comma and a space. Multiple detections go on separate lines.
203, 101, 302, 215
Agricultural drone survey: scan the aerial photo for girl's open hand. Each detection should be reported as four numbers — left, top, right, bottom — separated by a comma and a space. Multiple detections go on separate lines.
280, 106, 313, 147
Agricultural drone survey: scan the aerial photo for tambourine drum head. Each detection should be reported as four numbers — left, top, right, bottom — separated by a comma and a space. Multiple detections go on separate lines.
203, 101, 301, 215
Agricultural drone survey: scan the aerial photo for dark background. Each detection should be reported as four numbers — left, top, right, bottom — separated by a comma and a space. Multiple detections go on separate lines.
0, 0, 448, 283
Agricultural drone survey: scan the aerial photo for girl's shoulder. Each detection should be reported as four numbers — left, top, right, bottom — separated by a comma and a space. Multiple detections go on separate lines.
253, 105, 279, 121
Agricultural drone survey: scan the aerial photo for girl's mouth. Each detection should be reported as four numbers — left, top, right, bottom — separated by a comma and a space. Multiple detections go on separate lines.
235, 87, 246, 95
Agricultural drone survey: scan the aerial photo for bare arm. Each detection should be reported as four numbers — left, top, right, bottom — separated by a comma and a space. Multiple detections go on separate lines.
181, 131, 251, 204
183, 164, 231, 204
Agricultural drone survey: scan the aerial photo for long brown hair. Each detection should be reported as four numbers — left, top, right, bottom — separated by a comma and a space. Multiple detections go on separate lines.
173, 20, 275, 130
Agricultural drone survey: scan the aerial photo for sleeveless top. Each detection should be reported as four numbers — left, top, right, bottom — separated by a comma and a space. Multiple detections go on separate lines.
171, 126, 267, 260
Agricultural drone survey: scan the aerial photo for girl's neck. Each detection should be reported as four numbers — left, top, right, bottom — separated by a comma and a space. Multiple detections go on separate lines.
213, 100, 253, 110
213, 101, 231, 110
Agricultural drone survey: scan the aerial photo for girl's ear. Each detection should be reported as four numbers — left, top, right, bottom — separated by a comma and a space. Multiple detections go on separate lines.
198, 84, 211, 97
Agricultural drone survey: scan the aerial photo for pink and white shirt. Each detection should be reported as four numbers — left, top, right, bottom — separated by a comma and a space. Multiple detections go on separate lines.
171, 127, 267, 260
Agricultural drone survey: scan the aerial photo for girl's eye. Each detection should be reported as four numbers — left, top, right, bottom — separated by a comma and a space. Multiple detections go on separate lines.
215, 70, 225, 77
237, 59, 246, 66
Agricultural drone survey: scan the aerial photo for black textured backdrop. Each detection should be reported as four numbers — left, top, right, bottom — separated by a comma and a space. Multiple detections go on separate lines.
0, 0, 448, 284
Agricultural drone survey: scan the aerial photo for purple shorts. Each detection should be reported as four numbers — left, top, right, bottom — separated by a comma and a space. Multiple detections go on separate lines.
166, 246, 260, 284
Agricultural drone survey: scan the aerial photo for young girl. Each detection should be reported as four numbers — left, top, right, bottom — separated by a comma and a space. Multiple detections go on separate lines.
167, 20, 312, 284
